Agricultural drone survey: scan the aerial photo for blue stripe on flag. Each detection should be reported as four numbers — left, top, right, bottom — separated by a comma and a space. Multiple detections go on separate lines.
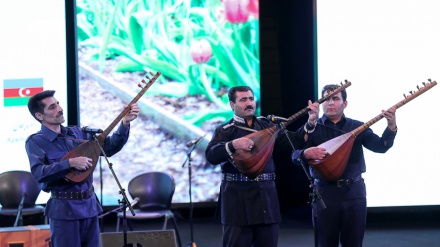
3, 78, 44, 89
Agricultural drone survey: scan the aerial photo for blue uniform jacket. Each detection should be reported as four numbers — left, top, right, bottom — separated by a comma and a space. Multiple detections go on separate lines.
25, 123, 130, 220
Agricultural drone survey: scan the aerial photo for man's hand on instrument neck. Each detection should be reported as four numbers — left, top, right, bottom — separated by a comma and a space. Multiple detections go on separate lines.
382, 106, 397, 132
303, 100, 320, 142
122, 103, 140, 127
307, 100, 319, 125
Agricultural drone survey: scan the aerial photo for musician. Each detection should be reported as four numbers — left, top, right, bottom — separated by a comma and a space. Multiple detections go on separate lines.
292, 84, 397, 247
205, 86, 319, 247
25, 90, 140, 247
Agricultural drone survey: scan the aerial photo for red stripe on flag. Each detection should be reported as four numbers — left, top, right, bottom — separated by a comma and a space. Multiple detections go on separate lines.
4, 87, 44, 98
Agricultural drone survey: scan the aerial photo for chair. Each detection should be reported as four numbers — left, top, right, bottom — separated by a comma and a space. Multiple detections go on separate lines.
116, 171, 182, 247
0, 170, 45, 226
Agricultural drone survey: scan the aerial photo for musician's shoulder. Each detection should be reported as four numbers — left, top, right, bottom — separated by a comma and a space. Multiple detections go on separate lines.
25, 133, 44, 143
62, 125, 85, 138
65, 125, 82, 133
346, 117, 364, 126
257, 116, 270, 122
257, 116, 273, 127
221, 119, 235, 130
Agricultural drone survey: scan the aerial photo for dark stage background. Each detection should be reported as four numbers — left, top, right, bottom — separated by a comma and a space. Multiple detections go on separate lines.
258, 0, 317, 211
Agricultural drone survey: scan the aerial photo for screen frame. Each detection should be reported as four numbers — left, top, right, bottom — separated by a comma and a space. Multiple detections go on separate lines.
66, 0, 80, 126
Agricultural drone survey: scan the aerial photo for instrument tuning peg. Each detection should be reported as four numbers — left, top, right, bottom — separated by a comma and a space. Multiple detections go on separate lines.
149, 71, 154, 76
403, 94, 407, 98
422, 82, 426, 86
428, 78, 432, 82
137, 83, 142, 88
409, 90, 414, 95
416, 85, 420, 90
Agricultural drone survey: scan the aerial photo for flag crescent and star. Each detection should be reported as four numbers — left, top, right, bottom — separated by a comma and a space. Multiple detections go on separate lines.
3, 78, 44, 107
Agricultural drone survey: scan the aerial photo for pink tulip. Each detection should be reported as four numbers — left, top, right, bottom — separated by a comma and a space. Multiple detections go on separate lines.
190, 39, 212, 64
222, 0, 250, 24
247, 0, 259, 19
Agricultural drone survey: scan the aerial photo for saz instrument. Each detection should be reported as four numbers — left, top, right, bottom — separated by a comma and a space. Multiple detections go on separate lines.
62, 71, 161, 183
309, 79, 437, 181
232, 80, 352, 178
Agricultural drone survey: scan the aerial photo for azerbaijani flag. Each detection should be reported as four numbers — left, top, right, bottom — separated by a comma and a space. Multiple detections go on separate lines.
3, 78, 43, 107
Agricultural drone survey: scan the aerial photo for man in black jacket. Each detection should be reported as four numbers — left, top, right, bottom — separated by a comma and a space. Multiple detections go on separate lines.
205, 86, 318, 247
292, 84, 397, 247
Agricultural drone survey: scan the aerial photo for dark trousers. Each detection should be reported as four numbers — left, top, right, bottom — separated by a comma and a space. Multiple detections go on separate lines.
222, 223, 279, 247
50, 216, 100, 247
313, 197, 367, 247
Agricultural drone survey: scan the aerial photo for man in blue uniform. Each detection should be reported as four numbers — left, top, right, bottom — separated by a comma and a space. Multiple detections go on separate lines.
25, 90, 140, 247
205, 86, 319, 247
292, 84, 397, 247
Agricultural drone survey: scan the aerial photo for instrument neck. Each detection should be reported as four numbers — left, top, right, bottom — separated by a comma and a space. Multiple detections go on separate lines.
96, 72, 161, 143
283, 81, 351, 128
351, 81, 437, 137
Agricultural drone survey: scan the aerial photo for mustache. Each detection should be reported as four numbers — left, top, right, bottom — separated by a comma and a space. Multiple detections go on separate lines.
56, 111, 64, 117
245, 106, 254, 110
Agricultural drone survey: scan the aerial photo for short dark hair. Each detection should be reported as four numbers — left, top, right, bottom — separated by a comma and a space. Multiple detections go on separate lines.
28, 90, 56, 122
228, 86, 254, 103
321, 84, 347, 102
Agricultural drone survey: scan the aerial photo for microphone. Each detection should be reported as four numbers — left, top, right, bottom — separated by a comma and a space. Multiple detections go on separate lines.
82, 126, 103, 134
125, 197, 140, 211
130, 197, 140, 207
267, 115, 289, 122
186, 134, 207, 147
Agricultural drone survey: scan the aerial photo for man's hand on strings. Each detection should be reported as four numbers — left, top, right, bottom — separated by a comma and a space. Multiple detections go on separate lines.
232, 137, 255, 152
303, 147, 327, 161
69, 157, 93, 171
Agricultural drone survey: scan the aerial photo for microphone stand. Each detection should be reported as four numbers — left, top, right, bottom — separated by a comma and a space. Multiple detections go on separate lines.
181, 140, 202, 247
99, 157, 104, 232
276, 121, 326, 247
13, 191, 26, 227
98, 198, 139, 219
91, 133, 135, 247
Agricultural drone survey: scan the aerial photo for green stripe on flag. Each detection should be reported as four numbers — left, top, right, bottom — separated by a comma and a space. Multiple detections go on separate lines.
4, 97, 29, 107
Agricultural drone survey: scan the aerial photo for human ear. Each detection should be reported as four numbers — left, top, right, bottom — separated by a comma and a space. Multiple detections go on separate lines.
229, 101, 234, 111
35, 112, 43, 121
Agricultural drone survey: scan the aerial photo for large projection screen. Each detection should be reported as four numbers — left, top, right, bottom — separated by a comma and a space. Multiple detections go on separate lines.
0, 1, 69, 205
76, 0, 260, 205
316, 0, 440, 207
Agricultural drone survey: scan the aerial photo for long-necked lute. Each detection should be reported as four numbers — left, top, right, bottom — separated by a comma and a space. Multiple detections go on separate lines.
309, 79, 437, 181
232, 80, 352, 178
62, 71, 161, 183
